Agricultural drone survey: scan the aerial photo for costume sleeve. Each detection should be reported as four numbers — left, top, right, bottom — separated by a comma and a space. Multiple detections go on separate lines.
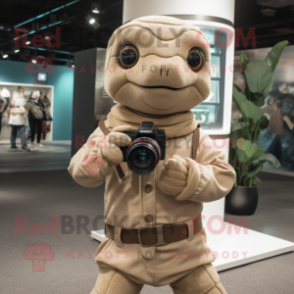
68, 126, 108, 188
175, 130, 236, 203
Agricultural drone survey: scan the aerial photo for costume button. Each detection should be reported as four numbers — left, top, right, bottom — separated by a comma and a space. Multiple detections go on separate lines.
144, 215, 153, 223
145, 184, 153, 193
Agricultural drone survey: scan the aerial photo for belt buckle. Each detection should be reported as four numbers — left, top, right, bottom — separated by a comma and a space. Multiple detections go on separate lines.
138, 225, 168, 247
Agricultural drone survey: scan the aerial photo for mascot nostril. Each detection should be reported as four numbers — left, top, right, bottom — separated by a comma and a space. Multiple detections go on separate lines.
68, 15, 236, 294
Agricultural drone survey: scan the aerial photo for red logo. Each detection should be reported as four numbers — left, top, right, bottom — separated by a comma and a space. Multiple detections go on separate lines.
14, 27, 60, 49
23, 241, 55, 272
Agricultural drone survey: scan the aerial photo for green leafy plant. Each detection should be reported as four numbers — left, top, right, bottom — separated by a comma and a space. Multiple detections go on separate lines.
230, 41, 289, 187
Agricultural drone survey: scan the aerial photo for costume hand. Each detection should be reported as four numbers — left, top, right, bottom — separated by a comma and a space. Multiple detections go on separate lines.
102, 131, 132, 165
82, 130, 131, 177
158, 155, 189, 197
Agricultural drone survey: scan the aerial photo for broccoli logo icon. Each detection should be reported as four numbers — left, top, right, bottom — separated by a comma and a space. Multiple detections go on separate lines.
23, 241, 55, 272
24, 57, 56, 75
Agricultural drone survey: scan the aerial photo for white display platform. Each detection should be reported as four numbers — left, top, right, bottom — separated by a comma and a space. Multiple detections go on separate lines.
91, 224, 294, 272
90, 149, 294, 271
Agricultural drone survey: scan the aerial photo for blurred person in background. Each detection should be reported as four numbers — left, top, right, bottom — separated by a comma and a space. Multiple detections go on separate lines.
0, 87, 11, 140
27, 90, 45, 151
260, 90, 294, 170
8, 86, 30, 151
0, 95, 7, 140
39, 92, 52, 144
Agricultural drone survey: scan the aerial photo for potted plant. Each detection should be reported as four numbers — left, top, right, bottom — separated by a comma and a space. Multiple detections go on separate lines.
226, 41, 289, 216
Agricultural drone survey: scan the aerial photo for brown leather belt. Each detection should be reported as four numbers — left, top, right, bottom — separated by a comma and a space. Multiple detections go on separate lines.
105, 217, 203, 246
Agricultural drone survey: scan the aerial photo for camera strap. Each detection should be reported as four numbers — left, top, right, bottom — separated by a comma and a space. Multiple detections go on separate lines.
191, 124, 201, 161
99, 119, 126, 181
99, 119, 110, 136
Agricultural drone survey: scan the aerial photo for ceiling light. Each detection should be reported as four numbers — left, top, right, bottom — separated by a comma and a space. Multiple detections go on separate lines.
92, 3, 100, 14
273, 27, 294, 35
32, 59, 37, 64
1, 51, 8, 59
85, 14, 100, 29
44, 30, 51, 40
14, 48, 20, 53
257, 0, 294, 9
26, 41, 31, 45
261, 8, 276, 16
260, 6, 276, 16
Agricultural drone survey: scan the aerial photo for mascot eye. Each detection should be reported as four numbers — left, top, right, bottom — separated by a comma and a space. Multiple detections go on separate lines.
187, 48, 205, 72
117, 44, 139, 69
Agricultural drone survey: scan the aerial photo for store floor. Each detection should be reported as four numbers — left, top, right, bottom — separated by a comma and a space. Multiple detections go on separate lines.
0, 170, 293, 294
0, 141, 70, 173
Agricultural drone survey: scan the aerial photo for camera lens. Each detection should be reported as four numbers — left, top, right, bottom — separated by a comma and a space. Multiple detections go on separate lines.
126, 137, 161, 175
134, 149, 150, 168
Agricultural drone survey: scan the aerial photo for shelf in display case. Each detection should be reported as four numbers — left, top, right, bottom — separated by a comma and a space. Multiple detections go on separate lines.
211, 55, 221, 79
192, 104, 220, 130
188, 24, 232, 135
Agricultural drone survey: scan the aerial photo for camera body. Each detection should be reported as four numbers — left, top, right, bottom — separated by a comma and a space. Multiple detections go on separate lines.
119, 122, 166, 175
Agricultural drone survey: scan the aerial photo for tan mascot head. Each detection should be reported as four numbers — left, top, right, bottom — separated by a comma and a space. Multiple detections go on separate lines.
104, 15, 211, 116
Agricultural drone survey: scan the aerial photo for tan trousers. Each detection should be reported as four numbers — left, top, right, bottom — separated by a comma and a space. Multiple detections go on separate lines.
90, 264, 226, 294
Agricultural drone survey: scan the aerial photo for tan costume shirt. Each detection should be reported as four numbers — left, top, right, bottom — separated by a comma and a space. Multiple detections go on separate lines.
68, 105, 235, 286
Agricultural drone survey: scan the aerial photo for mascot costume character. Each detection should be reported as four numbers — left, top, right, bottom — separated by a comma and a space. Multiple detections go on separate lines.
69, 15, 236, 294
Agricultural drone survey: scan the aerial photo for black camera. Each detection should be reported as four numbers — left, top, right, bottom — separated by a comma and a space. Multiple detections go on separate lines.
119, 122, 166, 175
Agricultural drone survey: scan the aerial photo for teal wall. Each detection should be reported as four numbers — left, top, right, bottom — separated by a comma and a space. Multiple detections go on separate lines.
0, 60, 74, 140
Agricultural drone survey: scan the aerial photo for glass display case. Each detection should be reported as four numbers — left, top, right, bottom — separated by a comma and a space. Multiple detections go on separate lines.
191, 26, 231, 134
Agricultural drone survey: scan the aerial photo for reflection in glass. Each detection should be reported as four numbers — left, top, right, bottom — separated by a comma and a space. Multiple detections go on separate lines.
192, 105, 220, 126
191, 25, 227, 130
205, 80, 220, 103
211, 55, 220, 78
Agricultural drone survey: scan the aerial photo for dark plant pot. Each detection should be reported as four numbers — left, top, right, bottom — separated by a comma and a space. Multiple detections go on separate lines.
225, 186, 258, 216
